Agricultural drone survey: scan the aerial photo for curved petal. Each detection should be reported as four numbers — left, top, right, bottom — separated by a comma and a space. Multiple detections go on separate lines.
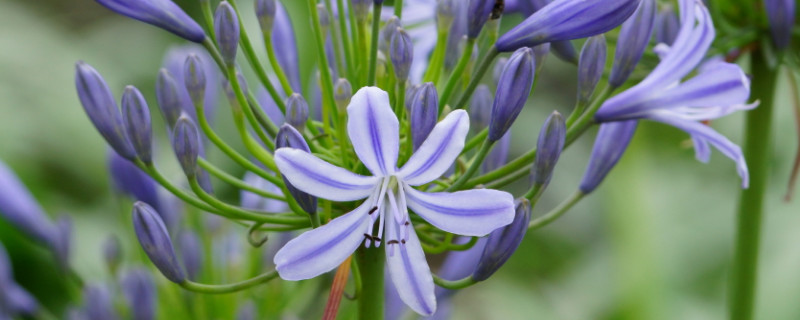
644, 62, 750, 113
385, 218, 436, 316
648, 113, 749, 188
274, 201, 373, 280
403, 186, 515, 236
275, 149, 378, 201
347, 87, 400, 176
398, 110, 469, 185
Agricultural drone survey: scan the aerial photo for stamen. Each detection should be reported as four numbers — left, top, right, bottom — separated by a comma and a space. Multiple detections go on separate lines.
368, 207, 378, 215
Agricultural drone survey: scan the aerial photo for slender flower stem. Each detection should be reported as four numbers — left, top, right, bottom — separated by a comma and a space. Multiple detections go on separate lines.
189, 178, 308, 225
218, 1, 288, 113
336, 0, 356, 79
447, 140, 494, 190
263, 33, 295, 96
784, 70, 800, 201
180, 270, 279, 294
528, 191, 585, 230
356, 246, 385, 320
367, 3, 382, 85
323, 0, 346, 78
453, 47, 500, 110
394, 0, 403, 18
464, 129, 488, 153
423, 29, 449, 83
356, 18, 369, 85
523, 184, 544, 203
199, 0, 216, 43
138, 161, 220, 214
433, 275, 478, 290
197, 159, 284, 200
439, 38, 476, 109
307, 0, 339, 148
729, 50, 778, 320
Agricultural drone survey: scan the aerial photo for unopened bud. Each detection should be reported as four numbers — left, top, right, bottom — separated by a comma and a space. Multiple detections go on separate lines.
122, 86, 153, 163
472, 198, 531, 281
255, 0, 277, 33
276, 125, 317, 214
390, 28, 414, 82
132, 202, 185, 283
531, 111, 566, 189
214, 1, 240, 65
577, 35, 607, 104
488, 47, 535, 142
410, 83, 439, 150
285, 93, 309, 131
171, 116, 201, 178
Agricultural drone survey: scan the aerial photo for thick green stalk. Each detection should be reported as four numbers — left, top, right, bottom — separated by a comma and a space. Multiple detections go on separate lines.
357, 246, 385, 320
367, 3, 382, 85
394, 0, 403, 17
728, 50, 778, 320
439, 38, 477, 109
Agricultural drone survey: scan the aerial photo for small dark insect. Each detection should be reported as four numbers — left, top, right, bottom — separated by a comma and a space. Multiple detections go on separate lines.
491, 0, 505, 20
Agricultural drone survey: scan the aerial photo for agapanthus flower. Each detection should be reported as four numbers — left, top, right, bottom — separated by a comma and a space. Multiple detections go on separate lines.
273, 87, 515, 315
593, 0, 755, 188
95, 0, 206, 42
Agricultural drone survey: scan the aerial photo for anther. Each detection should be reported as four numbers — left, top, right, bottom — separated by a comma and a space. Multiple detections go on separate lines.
368, 207, 378, 215
387, 240, 399, 245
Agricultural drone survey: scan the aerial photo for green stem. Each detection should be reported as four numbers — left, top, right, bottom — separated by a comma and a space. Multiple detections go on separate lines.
188, 178, 308, 225
447, 140, 494, 191
423, 29, 449, 83
180, 271, 279, 294
439, 38, 476, 109
433, 275, 478, 289
139, 162, 220, 214
307, 0, 338, 147
324, 0, 346, 78
357, 246, 385, 320
367, 3, 382, 85
452, 47, 499, 110
264, 33, 295, 96
336, 0, 356, 79
728, 50, 777, 320
394, 0, 403, 17
528, 191, 585, 230
197, 159, 284, 201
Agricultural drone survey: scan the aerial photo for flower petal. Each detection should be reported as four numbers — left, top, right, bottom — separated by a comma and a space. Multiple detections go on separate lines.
347, 87, 400, 176
403, 186, 515, 236
274, 201, 373, 280
648, 113, 749, 188
275, 149, 378, 201
385, 219, 437, 316
398, 110, 469, 185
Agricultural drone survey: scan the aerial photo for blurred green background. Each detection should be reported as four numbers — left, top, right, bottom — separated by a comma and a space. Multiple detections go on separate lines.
1, 0, 799, 319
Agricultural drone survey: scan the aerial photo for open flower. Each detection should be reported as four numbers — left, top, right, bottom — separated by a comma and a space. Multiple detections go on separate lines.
592, 0, 755, 188
273, 87, 515, 315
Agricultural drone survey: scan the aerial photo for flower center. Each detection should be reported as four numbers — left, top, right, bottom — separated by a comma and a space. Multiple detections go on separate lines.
362, 176, 411, 253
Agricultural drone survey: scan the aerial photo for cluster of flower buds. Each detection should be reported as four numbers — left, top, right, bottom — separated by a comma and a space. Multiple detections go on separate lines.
0, 0, 773, 318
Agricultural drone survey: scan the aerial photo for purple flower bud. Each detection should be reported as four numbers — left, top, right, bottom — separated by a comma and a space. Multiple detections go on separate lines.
482, 132, 511, 174
531, 111, 565, 187
654, 5, 680, 45
469, 84, 493, 131
488, 47, 536, 142
120, 268, 156, 320
765, 0, 795, 50
609, 0, 656, 88
410, 83, 439, 150
579, 120, 638, 193
184, 54, 207, 107
162, 46, 220, 124
390, 28, 414, 82
102, 235, 123, 274
155, 69, 188, 128
467, 0, 496, 39
404, 84, 421, 113
132, 202, 185, 283
95, 0, 206, 42
122, 86, 153, 163
492, 57, 508, 87
75, 62, 136, 160
352, 0, 372, 21
53, 215, 72, 271
381, 16, 402, 53
178, 231, 204, 281
0, 242, 39, 317
255, 0, 277, 33
214, 1, 240, 65
334, 78, 353, 107
437, 0, 459, 28
577, 35, 607, 104
550, 40, 578, 64
0, 160, 59, 248
496, 0, 640, 52
276, 125, 317, 214
514, 0, 578, 64
171, 116, 201, 179
472, 199, 531, 281
445, 4, 469, 71
84, 284, 118, 320
284, 93, 309, 131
